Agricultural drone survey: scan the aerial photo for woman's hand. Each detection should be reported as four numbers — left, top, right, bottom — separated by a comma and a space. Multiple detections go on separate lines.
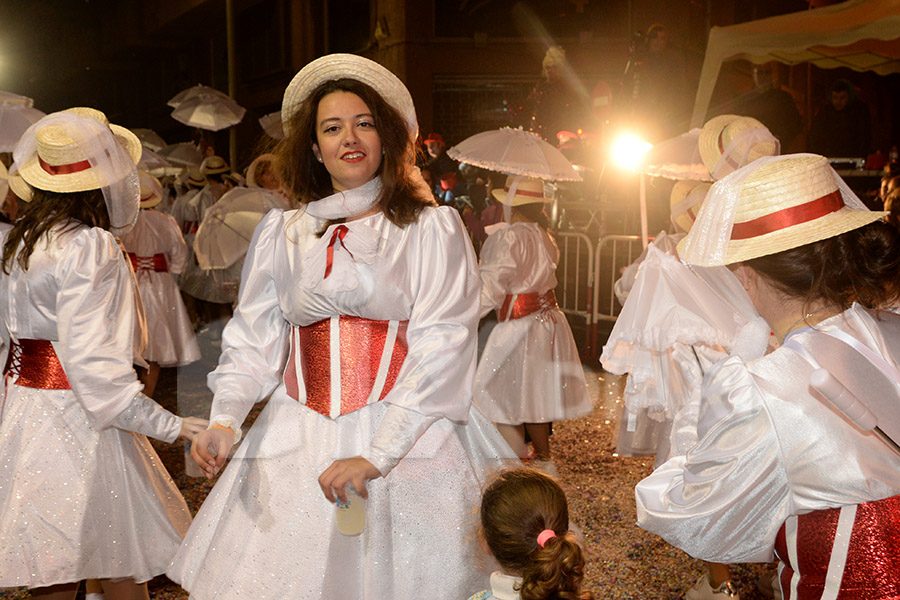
178, 416, 209, 442
318, 457, 380, 503
190, 427, 235, 478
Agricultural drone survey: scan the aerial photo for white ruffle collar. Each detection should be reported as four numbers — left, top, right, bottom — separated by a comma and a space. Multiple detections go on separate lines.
489, 572, 522, 599
304, 177, 382, 219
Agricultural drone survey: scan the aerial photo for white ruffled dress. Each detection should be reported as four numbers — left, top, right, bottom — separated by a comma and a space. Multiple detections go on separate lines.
473, 222, 592, 425
167, 194, 515, 599
120, 208, 200, 366
0, 225, 192, 588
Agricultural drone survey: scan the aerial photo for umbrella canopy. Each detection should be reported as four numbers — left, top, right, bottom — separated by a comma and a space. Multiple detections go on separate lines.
259, 111, 284, 139
132, 128, 167, 152
193, 187, 291, 269
138, 146, 173, 172
157, 142, 204, 168
0, 92, 45, 152
637, 128, 712, 182
447, 127, 581, 182
172, 93, 246, 131
167, 84, 234, 109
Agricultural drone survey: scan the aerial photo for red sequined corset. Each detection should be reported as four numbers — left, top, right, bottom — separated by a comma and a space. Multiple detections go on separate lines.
3, 338, 71, 389
283, 316, 409, 419
128, 252, 168, 272
497, 290, 558, 322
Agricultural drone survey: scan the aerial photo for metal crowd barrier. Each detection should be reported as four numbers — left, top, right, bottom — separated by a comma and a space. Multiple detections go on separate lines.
554, 232, 594, 357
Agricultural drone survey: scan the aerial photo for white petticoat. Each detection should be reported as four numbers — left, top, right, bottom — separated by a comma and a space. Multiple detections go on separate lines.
473, 308, 592, 425
0, 384, 192, 588
135, 270, 200, 366
167, 393, 515, 600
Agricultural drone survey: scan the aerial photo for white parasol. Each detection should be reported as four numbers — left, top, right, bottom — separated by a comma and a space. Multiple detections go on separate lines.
157, 142, 204, 168
193, 187, 291, 269
637, 128, 712, 183
259, 111, 284, 139
138, 146, 172, 172
172, 93, 246, 131
447, 126, 581, 182
132, 128, 168, 152
0, 92, 45, 152
167, 84, 234, 108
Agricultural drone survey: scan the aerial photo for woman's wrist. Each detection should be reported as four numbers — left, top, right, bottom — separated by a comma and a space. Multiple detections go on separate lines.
208, 415, 243, 444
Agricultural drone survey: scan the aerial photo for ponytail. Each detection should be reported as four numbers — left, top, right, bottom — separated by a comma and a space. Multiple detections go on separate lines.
520, 531, 593, 600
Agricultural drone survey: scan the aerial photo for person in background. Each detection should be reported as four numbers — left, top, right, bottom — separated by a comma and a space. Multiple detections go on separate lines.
423, 131, 458, 185
808, 79, 872, 158
469, 468, 593, 600
732, 62, 802, 151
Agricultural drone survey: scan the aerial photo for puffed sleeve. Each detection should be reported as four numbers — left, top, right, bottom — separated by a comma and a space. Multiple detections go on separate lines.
634, 356, 791, 563
359, 207, 480, 475
207, 209, 290, 433
55, 228, 180, 440
478, 226, 519, 318
162, 212, 189, 275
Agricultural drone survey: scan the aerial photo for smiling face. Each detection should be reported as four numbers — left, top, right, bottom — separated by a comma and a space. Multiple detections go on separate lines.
312, 91, 383, 192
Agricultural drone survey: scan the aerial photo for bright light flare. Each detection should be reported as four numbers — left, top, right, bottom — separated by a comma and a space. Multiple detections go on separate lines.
611, 134, 653, 171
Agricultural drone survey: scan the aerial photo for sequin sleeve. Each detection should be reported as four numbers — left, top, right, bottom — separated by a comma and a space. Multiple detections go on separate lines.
634, 356, 790, 563
207, 209, 290, 428
478, 226, 519, 318
162, 212, 189, 276
54, 228, 146, 429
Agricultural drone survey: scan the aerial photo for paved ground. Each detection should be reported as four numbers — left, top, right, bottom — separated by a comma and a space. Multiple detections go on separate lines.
1, 331, 776, 599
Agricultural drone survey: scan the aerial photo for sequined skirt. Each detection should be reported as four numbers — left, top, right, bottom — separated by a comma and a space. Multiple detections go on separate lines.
473, 305, 593, 425
0, 384, 192, 587
167, 390, 516, 600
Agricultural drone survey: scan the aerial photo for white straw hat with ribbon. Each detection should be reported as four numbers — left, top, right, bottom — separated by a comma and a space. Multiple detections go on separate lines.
200, 155, 230, 176
699, 114, 780, 180
63, 106, 142, 166
678, 153, 886, 266
491, 175, 553, 206
281, 53, 417, 138
14, 112, 141, 235
139, 170, 164, 208
669, 180, 710, 233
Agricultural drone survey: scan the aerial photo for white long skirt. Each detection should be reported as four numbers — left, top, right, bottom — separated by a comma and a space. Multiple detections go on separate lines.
136, 270, 200, 366
167, 393, 516, 600
474, 309, 593, 425
0, 384, 192, 588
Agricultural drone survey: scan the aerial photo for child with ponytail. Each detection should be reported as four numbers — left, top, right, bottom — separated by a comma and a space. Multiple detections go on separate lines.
471, 468, 594, 600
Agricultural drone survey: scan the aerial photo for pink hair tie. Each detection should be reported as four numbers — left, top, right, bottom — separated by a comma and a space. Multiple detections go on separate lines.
537, 529, 557, 548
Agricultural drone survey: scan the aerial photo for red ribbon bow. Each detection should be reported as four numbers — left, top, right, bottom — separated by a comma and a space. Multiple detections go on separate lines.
324, 225, 352, 279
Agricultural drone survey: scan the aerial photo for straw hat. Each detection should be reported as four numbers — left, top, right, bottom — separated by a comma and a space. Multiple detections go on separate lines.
7, 166, 29, 202
139, 171, 163, 208
201, 155, 230, 176
247, 153, 279, 188
669, 180, 710, 233
186, 168, 206, 188
62, 107, 142, 166
699, 114, 778, 179
17, 119, 137, 196
678, 154, 885, 266
281, 53, 417, 138
491, 176, 553, 206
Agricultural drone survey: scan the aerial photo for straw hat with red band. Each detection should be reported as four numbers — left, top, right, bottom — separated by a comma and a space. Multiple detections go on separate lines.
201, 155, 230, 176
677, 154, 886, 266
669, 180, 710, 233
699, 114, 779, 180
62, 106, 142, 166
139, 171, 164, 208
491, 175, 553, 206
281, 53, 418, 139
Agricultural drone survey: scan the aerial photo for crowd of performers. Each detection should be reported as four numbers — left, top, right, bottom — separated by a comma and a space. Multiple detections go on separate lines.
0, 52, 898, 600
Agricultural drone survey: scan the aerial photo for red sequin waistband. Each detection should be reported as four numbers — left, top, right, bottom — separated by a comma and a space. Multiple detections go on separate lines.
774, 493, 900, 599
3, 339, 71, 390
283, 316, 409, 419
498, 290, 558, 322
128, 252, 168, 272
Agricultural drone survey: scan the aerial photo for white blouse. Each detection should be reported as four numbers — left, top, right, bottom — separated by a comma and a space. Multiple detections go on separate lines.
636, 304, 900, 563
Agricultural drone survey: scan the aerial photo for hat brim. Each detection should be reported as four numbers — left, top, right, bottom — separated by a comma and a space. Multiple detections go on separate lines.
139, 195, 162, 209
491, 187, 553, 206
282, 53, 418, 138
8, 170, 32, 202
698, 114, 739, 175
677, 206, 887, 266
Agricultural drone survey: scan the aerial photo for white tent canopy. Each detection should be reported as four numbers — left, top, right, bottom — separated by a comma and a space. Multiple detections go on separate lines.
691, 0, 900, 127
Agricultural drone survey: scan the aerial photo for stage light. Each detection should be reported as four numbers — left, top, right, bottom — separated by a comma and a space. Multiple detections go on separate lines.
610, 133, 653, 171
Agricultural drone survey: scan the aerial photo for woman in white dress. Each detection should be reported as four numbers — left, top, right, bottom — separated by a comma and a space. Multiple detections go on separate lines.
168, 53, 514, 600
0, 112, 205, 599
636, 154, 900, 599
474, 176, 592, 471
120, 171, 200, 397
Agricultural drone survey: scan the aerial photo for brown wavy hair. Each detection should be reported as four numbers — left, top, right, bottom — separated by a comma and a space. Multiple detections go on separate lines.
481, 468, 593, 600
745, 220, 900, 311
277, 77, 434, 228
2, 188, 110, 273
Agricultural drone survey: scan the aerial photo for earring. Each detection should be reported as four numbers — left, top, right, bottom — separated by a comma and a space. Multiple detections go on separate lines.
316, 156, 324, 163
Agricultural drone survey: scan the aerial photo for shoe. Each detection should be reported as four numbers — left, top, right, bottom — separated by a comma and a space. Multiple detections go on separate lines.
532, 459, 560, 478
755, 571, 782, 600
685, 574, 740, 600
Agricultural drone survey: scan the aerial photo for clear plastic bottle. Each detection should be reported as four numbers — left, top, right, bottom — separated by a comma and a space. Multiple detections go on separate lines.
335, 484, 366, 536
